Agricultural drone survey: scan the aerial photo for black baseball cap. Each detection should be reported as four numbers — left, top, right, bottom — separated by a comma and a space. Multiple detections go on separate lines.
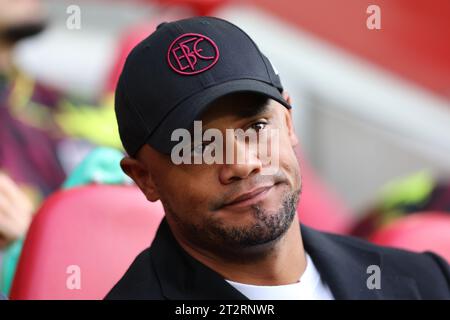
115, 16, 291, 156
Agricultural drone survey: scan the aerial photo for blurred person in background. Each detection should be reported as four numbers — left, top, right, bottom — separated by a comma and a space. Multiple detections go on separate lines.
0, 0, 64, 234
0, 0, 66, 295
0, 0, 136, 296
0, 0, 116, 296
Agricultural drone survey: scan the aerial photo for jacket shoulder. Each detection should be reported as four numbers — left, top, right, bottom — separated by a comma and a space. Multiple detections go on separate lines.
104, 247, 164, 300
324, 231, 450, 298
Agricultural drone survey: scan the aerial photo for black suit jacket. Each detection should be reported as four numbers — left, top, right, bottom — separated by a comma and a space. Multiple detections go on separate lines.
105, 219, 450, 300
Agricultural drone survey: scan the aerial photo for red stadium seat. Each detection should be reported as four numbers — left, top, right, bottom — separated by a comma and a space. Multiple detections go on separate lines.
10, 185, 164, 300
370, 212, 450, 262
294, 148, 353, 234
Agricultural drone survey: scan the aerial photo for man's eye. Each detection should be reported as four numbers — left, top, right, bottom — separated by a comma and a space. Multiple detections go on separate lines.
250, 121, 268, 132
192, 142, 214, 155
192, 144, 204, 155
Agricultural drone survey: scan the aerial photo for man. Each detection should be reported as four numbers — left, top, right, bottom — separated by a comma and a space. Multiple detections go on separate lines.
106, 17, 450, 300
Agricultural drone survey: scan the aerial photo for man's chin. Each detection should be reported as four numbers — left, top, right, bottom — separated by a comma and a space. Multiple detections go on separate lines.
204, 217, 295, 261
209, 208, 296, 249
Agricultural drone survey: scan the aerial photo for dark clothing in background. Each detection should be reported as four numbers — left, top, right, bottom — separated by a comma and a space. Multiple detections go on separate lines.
0, 72, 65, 196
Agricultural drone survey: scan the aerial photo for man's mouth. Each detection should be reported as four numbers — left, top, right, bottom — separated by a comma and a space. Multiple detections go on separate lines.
222, 185, 275, 209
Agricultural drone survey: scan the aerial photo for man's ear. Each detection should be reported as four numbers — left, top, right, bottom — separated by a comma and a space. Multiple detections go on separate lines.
283, 91, 293, 106
281, 91, 299, 147
120, 157, 160, 202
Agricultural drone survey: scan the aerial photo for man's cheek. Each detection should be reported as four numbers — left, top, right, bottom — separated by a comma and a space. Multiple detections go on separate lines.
192, 193, 212, 210
281, 157, 300, 187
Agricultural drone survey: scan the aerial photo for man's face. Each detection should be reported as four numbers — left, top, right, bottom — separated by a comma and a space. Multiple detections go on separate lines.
130, 93, 301, 258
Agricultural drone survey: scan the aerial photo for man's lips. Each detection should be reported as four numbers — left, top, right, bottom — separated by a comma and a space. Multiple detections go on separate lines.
222, 185, 275, 209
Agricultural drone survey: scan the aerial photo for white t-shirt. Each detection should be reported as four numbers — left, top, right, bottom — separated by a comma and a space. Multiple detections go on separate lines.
225, 253, 334, 300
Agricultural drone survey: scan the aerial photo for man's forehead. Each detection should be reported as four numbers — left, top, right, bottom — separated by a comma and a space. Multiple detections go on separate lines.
197, 92, 273, 126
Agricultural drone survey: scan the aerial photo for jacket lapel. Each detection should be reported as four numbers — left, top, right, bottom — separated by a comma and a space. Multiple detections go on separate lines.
150, 219, 248, 300
301, 225, 420, 299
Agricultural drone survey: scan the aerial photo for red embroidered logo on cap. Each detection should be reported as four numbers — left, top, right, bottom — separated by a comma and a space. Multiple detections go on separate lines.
167, 33, 219, 75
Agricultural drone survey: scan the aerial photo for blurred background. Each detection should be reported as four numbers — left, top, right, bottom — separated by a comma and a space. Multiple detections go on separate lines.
11, 0, 450, 211
1, 0, 449, 299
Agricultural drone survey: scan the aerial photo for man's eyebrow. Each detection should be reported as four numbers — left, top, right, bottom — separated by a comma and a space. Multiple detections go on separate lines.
191, 95, 271, 134
233, 96, 270, 119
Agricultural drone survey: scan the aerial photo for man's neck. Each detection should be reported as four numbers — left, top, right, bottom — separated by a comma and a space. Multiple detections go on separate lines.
176, 217, 306, 286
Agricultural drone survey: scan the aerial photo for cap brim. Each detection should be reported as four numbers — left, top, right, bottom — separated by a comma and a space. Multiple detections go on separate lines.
145, 79, 291, 155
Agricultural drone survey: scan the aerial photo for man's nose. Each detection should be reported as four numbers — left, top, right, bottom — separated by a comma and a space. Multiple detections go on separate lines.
219, 139, 263, 184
